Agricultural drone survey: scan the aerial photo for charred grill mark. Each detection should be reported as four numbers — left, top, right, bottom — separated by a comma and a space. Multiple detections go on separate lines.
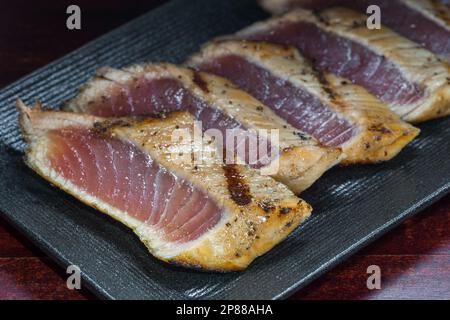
192, 72, 209, 93
223, 164, 252, 206
313, 65, 338, 100
312, 65, 350, 111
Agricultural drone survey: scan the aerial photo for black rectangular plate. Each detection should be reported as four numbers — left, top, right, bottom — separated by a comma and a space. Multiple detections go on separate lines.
0, 0, 449, 300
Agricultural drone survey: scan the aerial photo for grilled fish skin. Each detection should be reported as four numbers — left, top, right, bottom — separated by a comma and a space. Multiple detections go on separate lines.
232, 8, 450, 123
259, 0, 450, 63
18, 101, 312, 271
187, 40, 419, 164
63, 63, 342, 194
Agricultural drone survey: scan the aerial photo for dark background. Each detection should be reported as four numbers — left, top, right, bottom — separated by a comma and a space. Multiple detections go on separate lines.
0, 0, 449, 300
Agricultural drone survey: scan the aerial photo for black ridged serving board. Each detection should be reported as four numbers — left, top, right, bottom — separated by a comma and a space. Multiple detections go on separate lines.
0, 0, 449, 300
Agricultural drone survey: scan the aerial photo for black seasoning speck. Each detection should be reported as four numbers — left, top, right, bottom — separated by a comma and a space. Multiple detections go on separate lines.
351, 20, 365, 28
155, 111, 167, 119
293, 131, 309, 140
259, 201, 274, 213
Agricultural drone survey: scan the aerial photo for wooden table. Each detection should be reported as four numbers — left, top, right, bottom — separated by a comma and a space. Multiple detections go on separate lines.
0, 0, 449, 300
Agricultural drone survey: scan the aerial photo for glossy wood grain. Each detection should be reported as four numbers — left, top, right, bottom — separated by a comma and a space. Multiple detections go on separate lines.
0, 0, 449, 300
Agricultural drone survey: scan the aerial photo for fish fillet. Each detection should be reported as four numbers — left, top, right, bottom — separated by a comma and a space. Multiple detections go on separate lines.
18, 101, 312, 271
187, 40, 419, 164
233, 7, 450, 122
259, 0, 450, 63
63, 63, 342, 193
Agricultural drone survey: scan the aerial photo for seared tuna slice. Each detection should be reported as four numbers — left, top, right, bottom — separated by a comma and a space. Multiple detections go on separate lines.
187, 41, 419, 164
259, 0, 450, 63
18, 102, 312, 271
64, 63, 342, 193
233, 8, 450, 122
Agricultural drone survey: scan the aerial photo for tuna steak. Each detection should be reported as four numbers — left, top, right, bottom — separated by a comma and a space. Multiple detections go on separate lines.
187, 41, 419, 164
64, 63, 342, 193
259, 0, 450, 63
18, 102, 312, 271
233, 8, 450, 122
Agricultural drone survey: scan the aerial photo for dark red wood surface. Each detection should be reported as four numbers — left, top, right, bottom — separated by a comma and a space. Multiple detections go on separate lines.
0, 0, 449, 300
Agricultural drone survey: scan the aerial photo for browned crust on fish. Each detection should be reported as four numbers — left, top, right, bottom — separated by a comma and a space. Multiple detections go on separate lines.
18, 100, 311, 271
186, 40, 419, 164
